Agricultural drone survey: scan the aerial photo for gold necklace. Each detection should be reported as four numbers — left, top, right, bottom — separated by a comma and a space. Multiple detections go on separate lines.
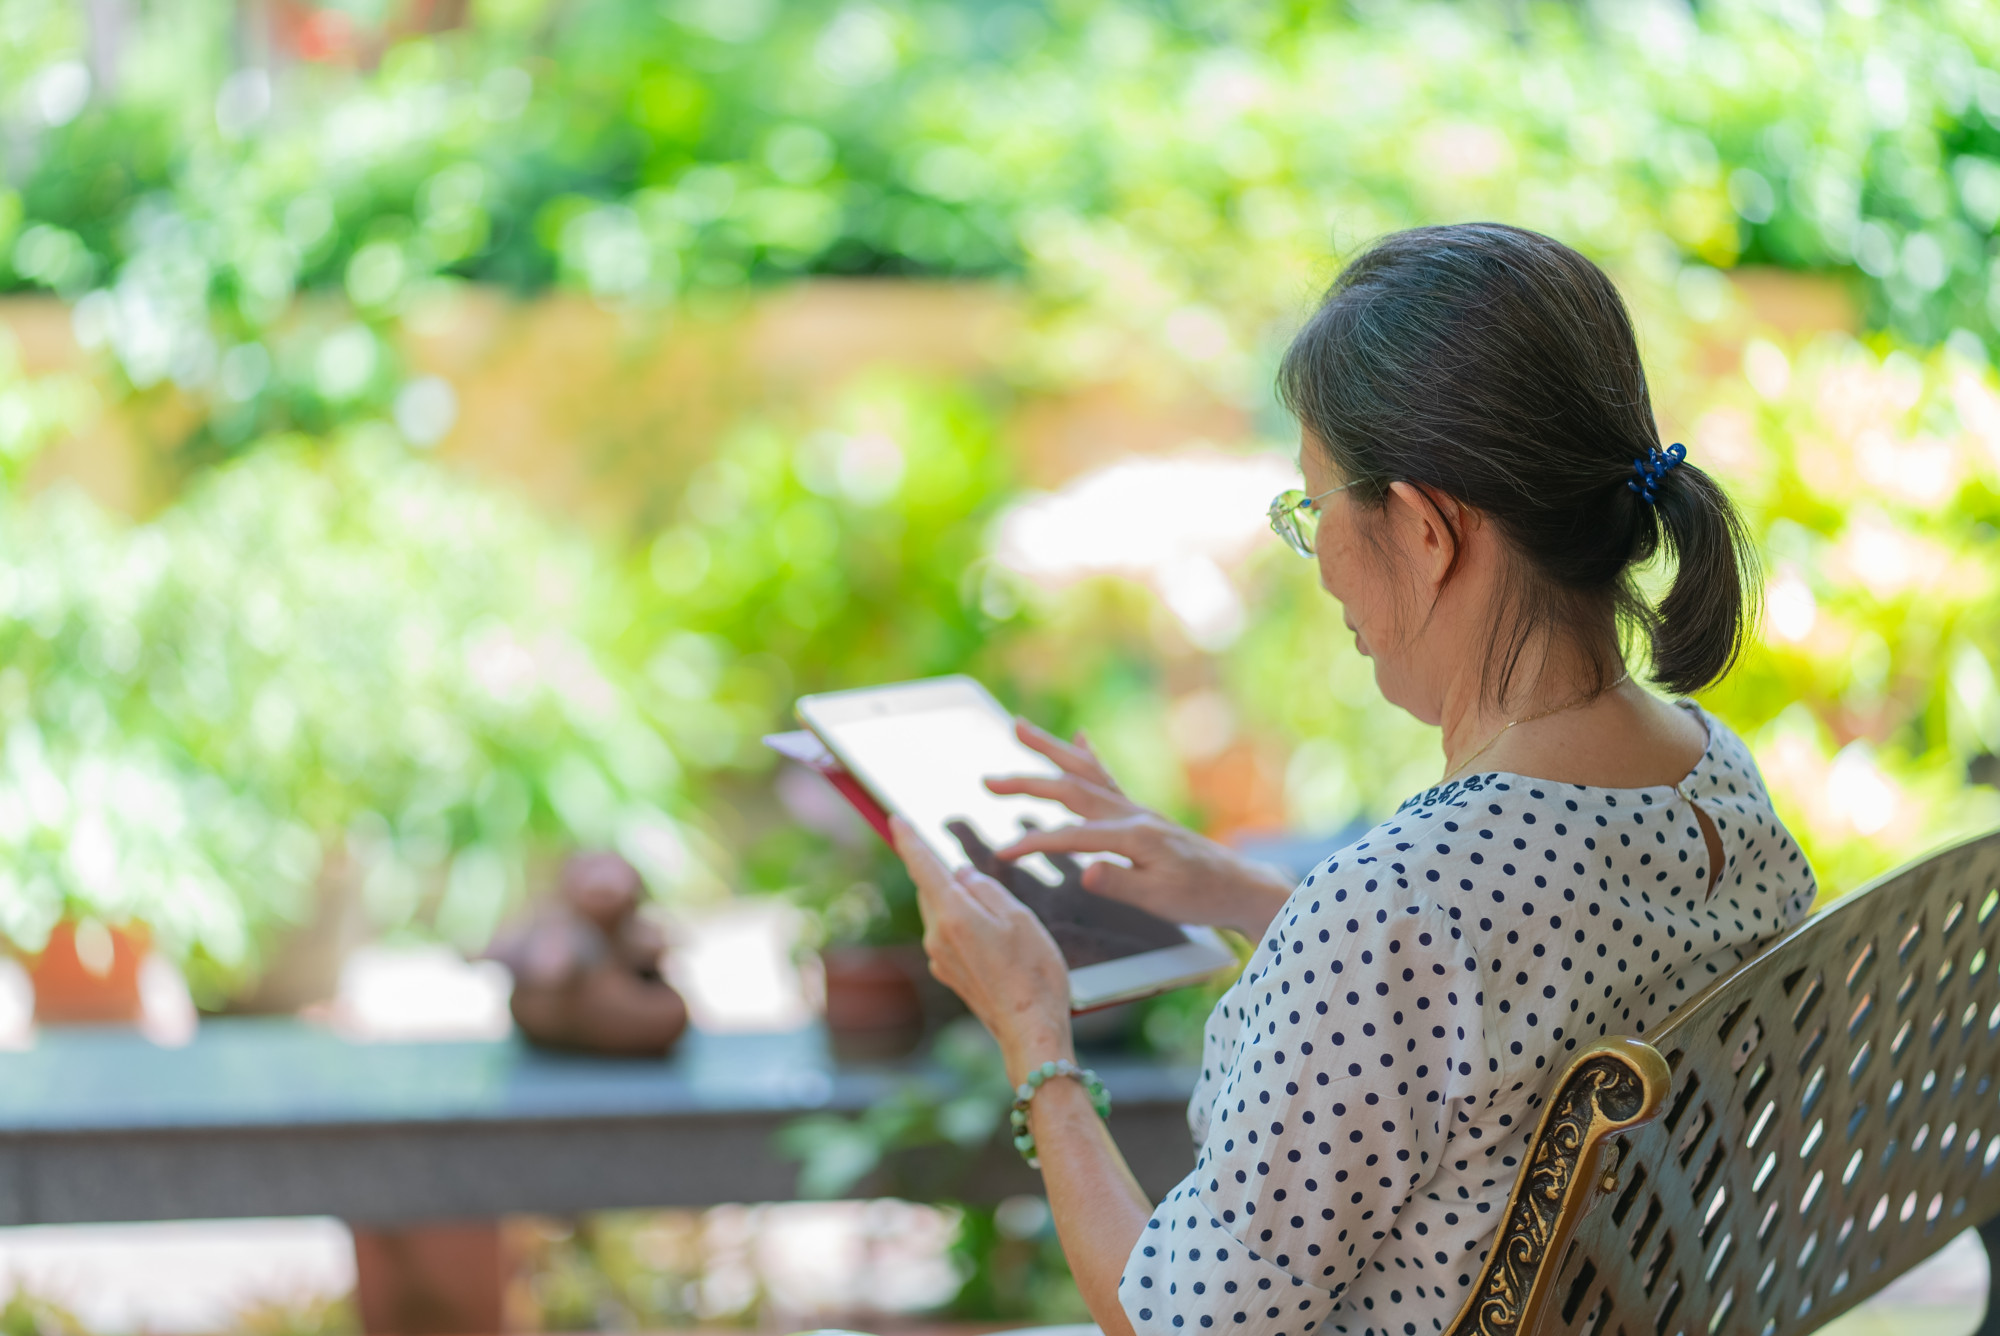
1441, 670, 1631, 784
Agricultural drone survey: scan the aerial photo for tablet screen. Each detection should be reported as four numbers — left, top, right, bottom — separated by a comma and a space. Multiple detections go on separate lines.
800, 681, 1190, 969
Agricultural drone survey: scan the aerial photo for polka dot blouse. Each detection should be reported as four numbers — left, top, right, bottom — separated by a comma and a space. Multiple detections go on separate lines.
1118, 702, 1816, 1336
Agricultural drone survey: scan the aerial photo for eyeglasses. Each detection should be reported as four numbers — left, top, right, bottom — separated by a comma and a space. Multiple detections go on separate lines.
1266, 482, 1354, 558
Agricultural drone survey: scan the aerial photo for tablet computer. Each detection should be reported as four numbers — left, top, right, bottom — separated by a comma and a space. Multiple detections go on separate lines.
794, 675, 1237, 1012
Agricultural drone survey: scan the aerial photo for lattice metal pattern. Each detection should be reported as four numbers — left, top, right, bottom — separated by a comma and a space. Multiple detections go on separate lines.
1527, 829, 2000, 1336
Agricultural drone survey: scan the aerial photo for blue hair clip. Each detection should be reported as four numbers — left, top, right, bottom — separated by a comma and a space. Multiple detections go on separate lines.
1627, 442, 1687, 505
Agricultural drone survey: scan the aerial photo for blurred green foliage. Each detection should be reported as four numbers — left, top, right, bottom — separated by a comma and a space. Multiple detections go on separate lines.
946, 1197, 1093, 1325
9, 0, 2000, 443
636, 378, 1020, 772
0, 336, 702, 999
229, 1293, 360, 1336
1696, 336, 2000, 893
778, 1016, 1013, 1200
0, 1291, 90, 1336
518, 1213, 712, 1331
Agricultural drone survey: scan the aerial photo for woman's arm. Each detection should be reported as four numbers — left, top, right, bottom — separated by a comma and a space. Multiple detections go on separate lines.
1021, 1076, 1146, 1336
889, 818, 1147, 1336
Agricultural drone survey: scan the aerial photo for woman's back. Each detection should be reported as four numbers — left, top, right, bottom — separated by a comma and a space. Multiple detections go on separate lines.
1121, 706, 1815, 1336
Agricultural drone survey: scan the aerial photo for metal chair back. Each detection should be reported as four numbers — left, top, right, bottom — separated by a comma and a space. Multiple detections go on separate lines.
1447, 828, 2000, 1336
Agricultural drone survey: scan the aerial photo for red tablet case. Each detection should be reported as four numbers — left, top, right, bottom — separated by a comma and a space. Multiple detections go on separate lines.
762, 730, 894, 843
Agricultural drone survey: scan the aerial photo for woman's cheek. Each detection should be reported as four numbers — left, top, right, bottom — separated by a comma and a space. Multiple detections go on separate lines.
1314, 546, 1341, 599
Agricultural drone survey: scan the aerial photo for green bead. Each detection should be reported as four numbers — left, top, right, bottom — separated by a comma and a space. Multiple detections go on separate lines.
1014, 1134, 1035, 1152
1016, 1082, 1035, 1100
1040, 1060, 1058, 1078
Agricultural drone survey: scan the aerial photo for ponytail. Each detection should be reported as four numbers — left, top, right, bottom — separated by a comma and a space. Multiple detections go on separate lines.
1629, 461, 1761, 696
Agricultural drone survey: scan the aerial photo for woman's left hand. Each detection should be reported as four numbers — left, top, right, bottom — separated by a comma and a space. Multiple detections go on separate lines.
889, 816, 1074, 1083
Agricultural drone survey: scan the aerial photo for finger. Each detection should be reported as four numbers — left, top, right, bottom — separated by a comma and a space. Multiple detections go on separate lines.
994, 819, 1149, 863
1042, 846, 1083, 879
1059, 723, 1119, 790
983, 772, 1128, 819
952, 864, 1021, 919
1014, 717, 1117, 789
890, 815, 951, 883
892, 817, 960, 920
943, 817, 1003, 877
1076, 857, 1158, 910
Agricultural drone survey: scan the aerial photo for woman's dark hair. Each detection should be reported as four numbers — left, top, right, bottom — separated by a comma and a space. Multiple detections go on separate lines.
1276, 222, 1759, 702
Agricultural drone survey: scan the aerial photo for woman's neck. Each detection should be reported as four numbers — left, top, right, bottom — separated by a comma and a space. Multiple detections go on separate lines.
1437, 647, 1619, 778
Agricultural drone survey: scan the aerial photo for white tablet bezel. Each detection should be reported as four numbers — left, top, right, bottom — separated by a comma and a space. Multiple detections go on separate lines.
797, 675, 1237, 1012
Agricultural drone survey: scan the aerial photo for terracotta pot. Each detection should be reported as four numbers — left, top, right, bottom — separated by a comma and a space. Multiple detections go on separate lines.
818, 943, 929, 1060
29, 920, 149, 1025
353, 1220, 518, 1336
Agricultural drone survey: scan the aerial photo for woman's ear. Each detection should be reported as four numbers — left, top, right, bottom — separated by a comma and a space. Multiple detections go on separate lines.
1385, 480, 1465, 591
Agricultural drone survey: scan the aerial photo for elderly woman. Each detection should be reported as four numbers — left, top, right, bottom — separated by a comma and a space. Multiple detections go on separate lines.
888, 223, 1818, 1336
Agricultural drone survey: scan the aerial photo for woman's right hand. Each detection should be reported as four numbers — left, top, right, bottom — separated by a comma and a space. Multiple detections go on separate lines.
985, 719, 1296, 941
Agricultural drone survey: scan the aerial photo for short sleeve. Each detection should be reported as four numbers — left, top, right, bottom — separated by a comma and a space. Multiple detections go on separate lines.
1120, 876, 1483, 1335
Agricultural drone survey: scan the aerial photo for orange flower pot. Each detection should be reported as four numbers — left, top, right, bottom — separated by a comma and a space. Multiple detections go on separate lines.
818, 944, 928, 1060
29, 920, 149, 1025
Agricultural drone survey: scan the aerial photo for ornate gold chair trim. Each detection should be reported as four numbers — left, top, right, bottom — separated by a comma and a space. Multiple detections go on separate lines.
1444, 1038, 1672, 1336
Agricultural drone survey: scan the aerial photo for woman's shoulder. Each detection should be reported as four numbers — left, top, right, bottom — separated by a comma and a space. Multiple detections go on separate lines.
1677, 702, 1779, 807
1677, 703, 1819, 909
1240, 830, 1475, 1007
1386, 769, 1627, 834
1276, 803, 1511, 932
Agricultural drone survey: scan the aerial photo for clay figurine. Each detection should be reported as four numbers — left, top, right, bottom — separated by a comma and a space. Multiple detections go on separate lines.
484, 852, 689, 1057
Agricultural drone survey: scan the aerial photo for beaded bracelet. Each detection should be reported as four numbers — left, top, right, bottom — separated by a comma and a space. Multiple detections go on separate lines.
1008, 1058, 1111, 1168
